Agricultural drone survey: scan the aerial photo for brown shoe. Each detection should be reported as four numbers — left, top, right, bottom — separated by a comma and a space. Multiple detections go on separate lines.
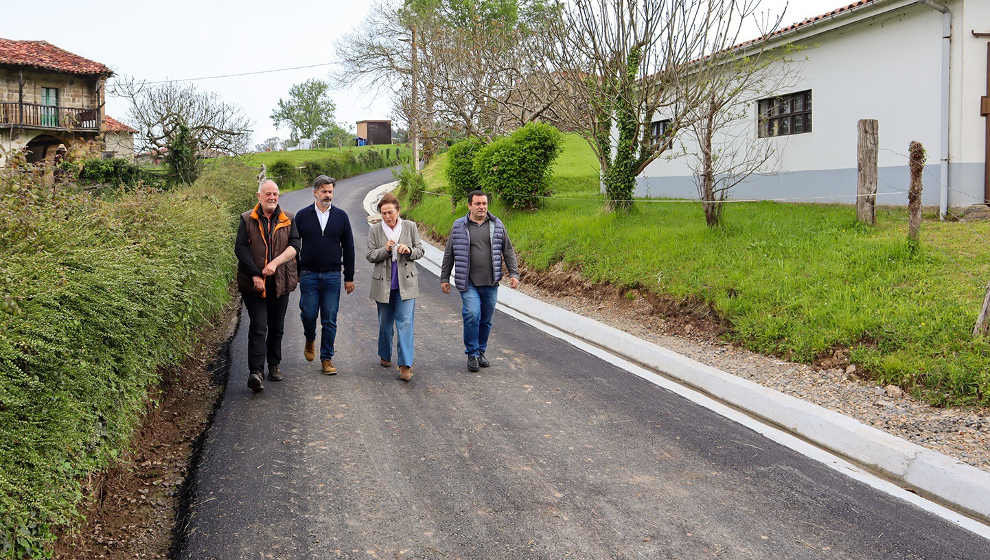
398, 366, 413, 382
321, 359, 337, 375
380, 358, 392, 368
304, 340, 315, 362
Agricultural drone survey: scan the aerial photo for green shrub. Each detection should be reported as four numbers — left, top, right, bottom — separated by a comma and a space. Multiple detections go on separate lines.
445, 137, 484, 205
77, 158, 166, 190
473, 122, 563, 210
268, 160, 299, 189
0, 159, 256, 557
395, 164, 426, 207
165, 123, 202, 185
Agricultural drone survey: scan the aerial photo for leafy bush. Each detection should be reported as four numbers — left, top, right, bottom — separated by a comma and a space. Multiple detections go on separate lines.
77, 158, 166, 190
395, 164, 426, 207
445, 137, 484, 205
268, 160, 300, 189
0, 158, 256, 557
473, 122, 563, 210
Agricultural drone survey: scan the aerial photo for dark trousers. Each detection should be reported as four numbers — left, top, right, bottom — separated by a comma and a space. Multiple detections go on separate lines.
243, 288, 290, 374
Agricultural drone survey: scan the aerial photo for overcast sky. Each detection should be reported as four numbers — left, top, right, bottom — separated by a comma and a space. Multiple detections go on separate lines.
1, 0, 845, 148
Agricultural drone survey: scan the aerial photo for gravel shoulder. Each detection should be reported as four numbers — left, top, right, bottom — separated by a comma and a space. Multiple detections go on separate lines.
518, 275, 990, 472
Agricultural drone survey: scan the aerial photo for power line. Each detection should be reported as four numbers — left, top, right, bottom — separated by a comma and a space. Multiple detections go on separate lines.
123, 62, 334, 86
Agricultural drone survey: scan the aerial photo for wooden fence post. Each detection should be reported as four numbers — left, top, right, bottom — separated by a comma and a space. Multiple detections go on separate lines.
908, 141, 925, 245
974, 282, 990, 337
857, 119, 878, 225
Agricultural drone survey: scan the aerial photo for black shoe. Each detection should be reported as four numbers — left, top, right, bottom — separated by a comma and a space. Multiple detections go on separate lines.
268, 365, 284, 381
467, 355, 480, 372
247, 372, 264, 393
478, 352, 490, 368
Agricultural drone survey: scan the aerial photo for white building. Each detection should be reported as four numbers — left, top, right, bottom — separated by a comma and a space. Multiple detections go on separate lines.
637, 0, 989, 216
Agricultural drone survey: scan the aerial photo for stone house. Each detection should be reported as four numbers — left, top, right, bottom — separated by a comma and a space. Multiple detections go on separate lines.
102, 115, 138, 160
0, 38, 136, 164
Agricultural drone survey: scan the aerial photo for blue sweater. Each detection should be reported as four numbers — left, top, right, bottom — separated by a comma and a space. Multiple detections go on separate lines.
295, 204, 355, 281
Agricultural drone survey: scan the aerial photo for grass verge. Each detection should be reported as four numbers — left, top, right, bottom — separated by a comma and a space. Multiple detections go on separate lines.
405, 134, 990, 407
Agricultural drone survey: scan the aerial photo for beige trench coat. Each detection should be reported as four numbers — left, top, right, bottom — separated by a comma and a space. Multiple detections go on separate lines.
366, 219, 425, 303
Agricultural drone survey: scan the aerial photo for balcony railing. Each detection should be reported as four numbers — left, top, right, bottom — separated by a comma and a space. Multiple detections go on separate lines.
0, 102, 99, 131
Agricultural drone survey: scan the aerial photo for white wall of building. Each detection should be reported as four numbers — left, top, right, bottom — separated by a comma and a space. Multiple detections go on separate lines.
638, 0, 986, 208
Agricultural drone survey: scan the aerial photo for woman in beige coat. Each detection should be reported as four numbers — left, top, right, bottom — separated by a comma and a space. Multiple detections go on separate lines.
366, 193, 425, 381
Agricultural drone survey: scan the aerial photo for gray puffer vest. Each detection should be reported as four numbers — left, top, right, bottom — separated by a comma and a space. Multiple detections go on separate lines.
450, 213, 506, 292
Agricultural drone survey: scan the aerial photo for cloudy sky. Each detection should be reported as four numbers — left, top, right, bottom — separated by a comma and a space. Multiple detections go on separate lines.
1, 0, 847, 148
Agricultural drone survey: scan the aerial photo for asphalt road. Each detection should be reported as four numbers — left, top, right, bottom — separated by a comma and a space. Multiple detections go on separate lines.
177, 167, 990, 559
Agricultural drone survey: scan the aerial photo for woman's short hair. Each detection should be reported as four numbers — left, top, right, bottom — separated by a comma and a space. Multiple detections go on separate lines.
377, 192, 400, 212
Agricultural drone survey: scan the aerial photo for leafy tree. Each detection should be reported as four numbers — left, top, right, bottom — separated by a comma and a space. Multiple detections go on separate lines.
270, 79, 337, 142
317, 122, 354, 150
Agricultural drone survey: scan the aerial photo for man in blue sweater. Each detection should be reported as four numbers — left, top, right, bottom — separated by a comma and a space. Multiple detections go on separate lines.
295, 175, 355, 374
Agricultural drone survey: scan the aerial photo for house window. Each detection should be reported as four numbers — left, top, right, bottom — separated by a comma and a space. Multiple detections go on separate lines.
41, 87, 59, 127
651, 119, 672, 146
758, 90, 811, 138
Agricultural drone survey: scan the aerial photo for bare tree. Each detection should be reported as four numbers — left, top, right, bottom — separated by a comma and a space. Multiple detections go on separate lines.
335, 0, 553, 160
334, 1, 423, 164
112, 77, 253, 158
678, 2, 791, 227
532, 0, 786, 212
256, 137, 283, 152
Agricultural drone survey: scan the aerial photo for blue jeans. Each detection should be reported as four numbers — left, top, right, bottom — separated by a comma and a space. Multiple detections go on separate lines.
459, 282, 498, 356
377, 289, 416, 367
299, 270, 341, 360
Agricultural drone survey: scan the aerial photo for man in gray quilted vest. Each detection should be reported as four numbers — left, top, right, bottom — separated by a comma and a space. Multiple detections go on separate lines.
440, 190, 520, 372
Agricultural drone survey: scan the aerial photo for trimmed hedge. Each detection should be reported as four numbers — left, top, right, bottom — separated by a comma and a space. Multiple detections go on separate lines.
0, 159, 256, 558
263, 147, 406, 190
473, 122, 563, 210
445, 137, 484, 205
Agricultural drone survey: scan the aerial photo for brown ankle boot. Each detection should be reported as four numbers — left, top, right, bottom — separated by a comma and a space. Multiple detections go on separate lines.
321, 359, 337, 375
304, 340, 315, 361
398, 366, 413, 382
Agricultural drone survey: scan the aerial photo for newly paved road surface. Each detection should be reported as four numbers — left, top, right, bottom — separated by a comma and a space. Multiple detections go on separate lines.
177, 168, 990, 559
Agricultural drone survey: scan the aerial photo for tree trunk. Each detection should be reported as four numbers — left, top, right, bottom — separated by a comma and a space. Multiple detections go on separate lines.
908, 141, 926, 245
857, 119, 878, 225
701, 107, 720, 228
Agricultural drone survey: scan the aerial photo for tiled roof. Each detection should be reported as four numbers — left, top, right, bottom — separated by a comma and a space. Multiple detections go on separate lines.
735, 1, 879, 50
0, 38, 111, 76
102, 115, 137, 134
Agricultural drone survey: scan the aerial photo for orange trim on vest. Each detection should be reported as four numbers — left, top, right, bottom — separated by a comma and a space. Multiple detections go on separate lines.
248, 204, 290, 298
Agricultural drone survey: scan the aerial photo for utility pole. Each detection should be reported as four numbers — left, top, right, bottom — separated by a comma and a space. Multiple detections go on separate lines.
410, 23, 421, 171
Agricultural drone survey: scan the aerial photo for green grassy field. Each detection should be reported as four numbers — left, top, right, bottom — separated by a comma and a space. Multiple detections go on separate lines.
406, 134, 990, 407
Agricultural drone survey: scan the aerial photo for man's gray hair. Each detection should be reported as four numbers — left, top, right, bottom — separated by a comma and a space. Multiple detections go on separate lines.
313, 175, 336, 189
258, 179, 278, 193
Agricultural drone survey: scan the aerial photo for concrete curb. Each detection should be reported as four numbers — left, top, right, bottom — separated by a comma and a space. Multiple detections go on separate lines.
362, 180, 398, 225
372, 181, 990, 525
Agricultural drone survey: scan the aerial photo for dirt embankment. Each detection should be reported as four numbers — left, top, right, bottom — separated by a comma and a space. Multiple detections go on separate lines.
53, 294, 240, 560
